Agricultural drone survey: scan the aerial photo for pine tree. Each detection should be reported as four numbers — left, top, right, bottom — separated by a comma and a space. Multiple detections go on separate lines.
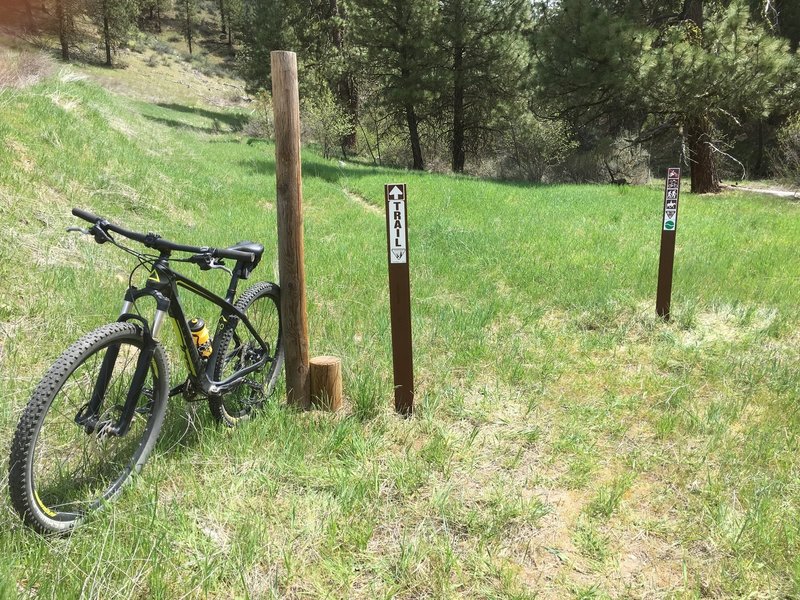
54, 0, 80, 60
324, 0, 358, 153
181, 0, 197, 54
437, 0, 529, 172
232, 0, 301, 87
89, 0, 137, 65
351, 0, 439, 170
642, 1, 797, 191
222, 0, 241, 46
533, 0, 799, 193
139, 0, 170, 32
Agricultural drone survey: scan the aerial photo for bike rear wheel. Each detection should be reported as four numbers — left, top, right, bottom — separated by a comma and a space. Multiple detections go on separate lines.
8, 322, 169, 534
210, 282, 283, 426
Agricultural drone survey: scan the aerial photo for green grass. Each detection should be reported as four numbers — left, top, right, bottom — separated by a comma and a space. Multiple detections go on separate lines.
1, 65, 799, 598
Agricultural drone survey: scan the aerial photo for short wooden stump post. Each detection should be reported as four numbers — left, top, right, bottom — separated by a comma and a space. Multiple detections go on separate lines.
309, 356, 342, 411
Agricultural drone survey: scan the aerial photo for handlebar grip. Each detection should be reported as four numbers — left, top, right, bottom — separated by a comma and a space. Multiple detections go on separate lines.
214, 248, 255, 262
72, 207, 102, 224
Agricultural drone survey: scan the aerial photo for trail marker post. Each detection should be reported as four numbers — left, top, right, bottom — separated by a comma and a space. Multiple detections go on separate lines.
385, 183, 414, 416
271, 50, 310, 408
656, 167, 682, 320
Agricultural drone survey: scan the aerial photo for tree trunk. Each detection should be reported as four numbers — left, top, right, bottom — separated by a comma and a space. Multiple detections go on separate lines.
452, 45, 466, 172
155, 3, 161, 32
103, 0, 112, 67
405, 102, 424, 170
219, 0, 226, 34
338, 75, 358, 154
185, 0, 193, 55
55, 0, 69, 60
681, 0, 703, 28
400, 65, 424, 169
331, 0, 358, 154
681, 0, 719, 193
687, 116, 720, 193
752, 119, 766, 179
450, 0, 466, 173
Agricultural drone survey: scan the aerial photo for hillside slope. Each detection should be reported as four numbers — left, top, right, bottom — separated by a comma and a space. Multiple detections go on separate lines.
1, 48, 800, 598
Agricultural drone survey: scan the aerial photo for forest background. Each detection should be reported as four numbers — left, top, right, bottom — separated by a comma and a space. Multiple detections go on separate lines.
1, 0, 799, 193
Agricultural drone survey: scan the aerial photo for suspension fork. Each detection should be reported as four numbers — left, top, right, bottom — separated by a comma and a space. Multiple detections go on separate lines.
75, 288, 170, 436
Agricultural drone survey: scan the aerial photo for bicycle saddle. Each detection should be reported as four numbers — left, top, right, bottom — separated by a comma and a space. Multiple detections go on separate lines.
226, 241, 263, 278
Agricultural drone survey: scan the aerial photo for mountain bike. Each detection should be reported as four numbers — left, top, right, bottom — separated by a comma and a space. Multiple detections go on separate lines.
8, 208, 283, 534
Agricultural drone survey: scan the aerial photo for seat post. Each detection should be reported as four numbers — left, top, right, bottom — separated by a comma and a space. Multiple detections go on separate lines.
224, 273, 240, 304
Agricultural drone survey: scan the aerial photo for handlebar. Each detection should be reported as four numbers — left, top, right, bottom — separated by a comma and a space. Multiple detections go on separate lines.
71, 208, 256, 263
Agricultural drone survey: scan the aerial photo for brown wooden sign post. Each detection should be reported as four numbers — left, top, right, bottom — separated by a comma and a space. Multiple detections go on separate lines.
656, 167, 682, 320
271, 51, 310, 408
385, 183, 414, 416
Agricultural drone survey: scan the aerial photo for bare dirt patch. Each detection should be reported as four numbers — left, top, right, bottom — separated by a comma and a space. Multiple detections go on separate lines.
679, 307, 777, 347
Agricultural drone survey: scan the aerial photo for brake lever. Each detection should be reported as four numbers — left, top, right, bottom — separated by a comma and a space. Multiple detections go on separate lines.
190, 253, 233, 275
209, 259, 233, 275
67, 224, 112, 245
66, 226, 91, 235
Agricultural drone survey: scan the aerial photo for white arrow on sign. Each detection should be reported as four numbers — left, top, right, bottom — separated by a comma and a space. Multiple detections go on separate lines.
392, 249, 406, 261
389, 186, 404, 200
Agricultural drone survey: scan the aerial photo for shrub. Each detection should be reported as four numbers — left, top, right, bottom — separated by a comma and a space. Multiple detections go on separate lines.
497, 113, 577, 183
300, 87, 353, 159
774, 113, 800, 185
243, 89, 273, 140
147, 38, 176, 56
552, 134, 650, 185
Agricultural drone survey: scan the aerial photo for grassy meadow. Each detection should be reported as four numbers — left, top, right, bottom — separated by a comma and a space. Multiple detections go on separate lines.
1, 53, 800, 599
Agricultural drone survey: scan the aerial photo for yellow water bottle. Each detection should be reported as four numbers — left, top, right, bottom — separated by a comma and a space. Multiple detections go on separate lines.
188, 318, 212, 358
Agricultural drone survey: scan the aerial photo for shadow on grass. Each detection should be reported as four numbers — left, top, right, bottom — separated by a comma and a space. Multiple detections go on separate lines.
240, 150, 561, 195
155, 103, 248, 130
236, 158, 275, 177
299, 157, 556, 193
238, 157, 367, 185
142, 114, 231, 134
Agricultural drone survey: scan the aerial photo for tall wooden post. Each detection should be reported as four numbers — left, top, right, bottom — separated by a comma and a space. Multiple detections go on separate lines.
271, 51, 310, 408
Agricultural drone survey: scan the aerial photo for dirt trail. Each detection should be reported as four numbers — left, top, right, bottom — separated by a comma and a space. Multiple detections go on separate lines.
721, 184, 799, 199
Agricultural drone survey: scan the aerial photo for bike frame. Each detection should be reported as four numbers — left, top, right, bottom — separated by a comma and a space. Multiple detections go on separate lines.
77, 250, 270, 437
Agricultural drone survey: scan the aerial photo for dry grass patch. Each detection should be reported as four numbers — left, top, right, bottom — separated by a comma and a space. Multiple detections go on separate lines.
0, 45, 53, 89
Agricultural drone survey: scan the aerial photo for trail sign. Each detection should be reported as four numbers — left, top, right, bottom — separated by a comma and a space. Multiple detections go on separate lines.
656, 167, 682, 319
385, 184, 414, 415
388, 189, 407, 264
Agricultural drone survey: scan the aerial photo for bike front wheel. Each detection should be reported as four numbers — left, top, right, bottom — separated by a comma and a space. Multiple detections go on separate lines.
8, 322, 169, 534
210, 282, 283, 426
